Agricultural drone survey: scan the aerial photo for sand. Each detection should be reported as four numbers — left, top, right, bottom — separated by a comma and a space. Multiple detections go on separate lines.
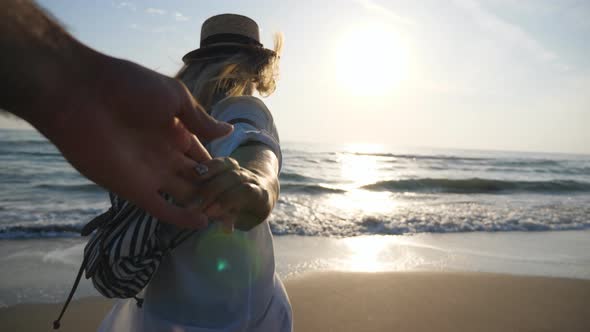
1, 272, 588, 332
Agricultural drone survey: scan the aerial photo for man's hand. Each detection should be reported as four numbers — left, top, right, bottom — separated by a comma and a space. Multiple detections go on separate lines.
1, 1, 233, 228
43, 57, 233, 229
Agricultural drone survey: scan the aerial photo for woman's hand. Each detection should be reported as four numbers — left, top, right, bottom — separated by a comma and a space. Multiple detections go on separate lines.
186, 146, 279, 232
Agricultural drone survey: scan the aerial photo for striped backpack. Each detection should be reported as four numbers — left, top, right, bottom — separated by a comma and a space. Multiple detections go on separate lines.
52, 193, 197, 329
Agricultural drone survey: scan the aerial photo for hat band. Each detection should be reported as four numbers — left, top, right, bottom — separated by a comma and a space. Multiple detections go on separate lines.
200, 33, 263, 48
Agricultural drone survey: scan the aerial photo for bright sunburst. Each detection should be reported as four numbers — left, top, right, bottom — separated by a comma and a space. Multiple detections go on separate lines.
334, 22, 410, 96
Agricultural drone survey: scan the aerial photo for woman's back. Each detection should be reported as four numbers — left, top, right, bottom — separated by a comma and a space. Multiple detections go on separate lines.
98, 96, 291, 332
144, 97, 284, 328
96, 14, 291, 331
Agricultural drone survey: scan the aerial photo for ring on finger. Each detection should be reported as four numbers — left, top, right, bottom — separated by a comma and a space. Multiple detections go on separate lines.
194, 163, 209, 176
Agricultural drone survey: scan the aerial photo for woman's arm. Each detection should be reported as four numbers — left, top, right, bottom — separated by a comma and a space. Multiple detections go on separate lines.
189, 143, 280, 231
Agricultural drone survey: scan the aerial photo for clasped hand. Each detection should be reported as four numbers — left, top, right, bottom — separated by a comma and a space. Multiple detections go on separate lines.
175, 157, 274, 233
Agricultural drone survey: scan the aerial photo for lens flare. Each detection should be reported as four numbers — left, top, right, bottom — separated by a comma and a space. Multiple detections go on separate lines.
192, 225, 261, 289
216, 258, 230, 272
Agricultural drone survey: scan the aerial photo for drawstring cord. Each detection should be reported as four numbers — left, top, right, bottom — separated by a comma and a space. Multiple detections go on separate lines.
52, 255, 87, 330
133, 296, 144, 308
52, 228, 199, 329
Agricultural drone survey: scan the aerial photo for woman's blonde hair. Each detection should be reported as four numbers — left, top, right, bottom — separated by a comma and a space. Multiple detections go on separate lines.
176, 33, 283, 111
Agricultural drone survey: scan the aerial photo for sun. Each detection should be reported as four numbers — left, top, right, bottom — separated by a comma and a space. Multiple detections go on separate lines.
334, 22, 410, 96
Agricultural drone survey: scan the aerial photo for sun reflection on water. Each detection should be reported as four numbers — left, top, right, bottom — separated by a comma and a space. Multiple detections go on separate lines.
338, 143, 389, 188
325, 190, 395, 214
342, 143, 386, 155
322, 144, 407, 271
329, 144, 400, 214
340, 154, 380, 188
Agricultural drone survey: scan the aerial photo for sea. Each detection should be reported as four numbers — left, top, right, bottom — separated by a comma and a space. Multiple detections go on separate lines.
1, 129, 589, 239
0, 128, 589, 306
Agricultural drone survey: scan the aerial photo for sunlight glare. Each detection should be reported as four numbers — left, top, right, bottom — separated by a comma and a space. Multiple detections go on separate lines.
334, 22, 410, 96
326, 190, 395, 215
343, 143, 386, 155
339, 153, 379, 187
343, 236, 393, 272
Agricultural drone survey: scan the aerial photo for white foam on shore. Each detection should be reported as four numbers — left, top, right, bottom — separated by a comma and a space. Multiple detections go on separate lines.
42, 243, 85, 265
0, 230, 588, 307
274, 230, 590, 279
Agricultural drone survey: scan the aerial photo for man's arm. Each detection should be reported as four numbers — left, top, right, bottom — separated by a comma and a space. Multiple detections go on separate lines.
0, 0, 233, 228
1, 1, 75, 117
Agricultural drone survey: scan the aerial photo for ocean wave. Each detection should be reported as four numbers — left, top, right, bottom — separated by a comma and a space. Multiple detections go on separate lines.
0, 150, 61, 157
268, 215, 590, 237
0, 139, 48, 145
482, 166, 590, 176
350, 152, 489, 161
362, 178, 590, 194
353, 216, 586, 234
35, 183, 103, 193
2, 198, 589, 239
490, 159, 563, 167
350, 152, 572, 168
268, 198, 590, 236
281, 183, 346, 194
0, 223, 83, 239
557, 167, 590, 176
3, 215, 588, 239
279, 172, 319, 182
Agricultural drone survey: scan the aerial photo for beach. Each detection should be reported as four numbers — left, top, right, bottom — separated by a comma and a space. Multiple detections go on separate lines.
1, 130, 590, 331
1, 271, 589, 332
287, 272, 590, 332
1, 232, 589, 331
1, 0, 590, 327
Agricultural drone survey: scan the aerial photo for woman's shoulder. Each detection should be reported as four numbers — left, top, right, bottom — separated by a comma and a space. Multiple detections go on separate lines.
215, 95, 268, 108
207, 95, 281, 161
211, 96, 274, 124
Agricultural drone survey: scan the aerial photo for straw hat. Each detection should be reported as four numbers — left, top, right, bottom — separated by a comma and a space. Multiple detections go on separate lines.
182, 14, 273, 63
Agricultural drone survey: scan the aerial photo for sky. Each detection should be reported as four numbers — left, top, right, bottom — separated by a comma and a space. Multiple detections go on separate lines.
3, 0, 590, 154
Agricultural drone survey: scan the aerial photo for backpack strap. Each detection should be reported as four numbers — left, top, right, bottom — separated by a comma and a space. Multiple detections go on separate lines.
52, 219, 199, 329
80, 207, 115, 236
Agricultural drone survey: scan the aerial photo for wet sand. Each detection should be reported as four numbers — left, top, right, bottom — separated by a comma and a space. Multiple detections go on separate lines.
1, 272, 588, 332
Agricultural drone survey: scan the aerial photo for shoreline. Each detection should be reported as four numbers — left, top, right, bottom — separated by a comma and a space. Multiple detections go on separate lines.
1, 271, 589, 332
1, 230, 589, 308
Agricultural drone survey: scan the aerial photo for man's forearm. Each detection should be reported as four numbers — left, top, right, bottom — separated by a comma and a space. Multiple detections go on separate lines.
0, 0, 100, 129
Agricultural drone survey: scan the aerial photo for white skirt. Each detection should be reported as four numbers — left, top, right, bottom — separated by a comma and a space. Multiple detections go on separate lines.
97, 274, 292, 332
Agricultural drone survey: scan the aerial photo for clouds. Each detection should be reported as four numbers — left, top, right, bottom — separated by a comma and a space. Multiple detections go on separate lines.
129, 23, 177, 34
453, 0, 561, 67
146, 7, 166, 15
115, 2, 190, 23
173, 12, 190, 22
354, 0, 414, 26
116, 1, 136, 12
